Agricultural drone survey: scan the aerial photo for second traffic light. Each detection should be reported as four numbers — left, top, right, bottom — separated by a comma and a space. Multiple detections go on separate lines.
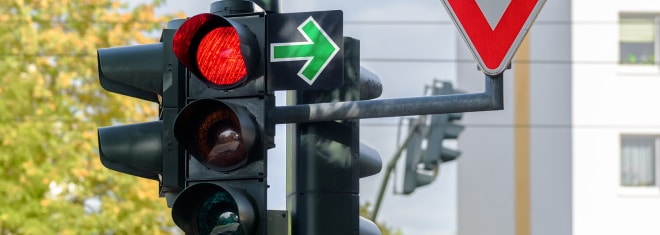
402, 82, 465, 195
169, 2, 271, 234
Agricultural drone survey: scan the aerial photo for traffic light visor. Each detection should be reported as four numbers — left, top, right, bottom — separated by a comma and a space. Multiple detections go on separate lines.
174, 99, 257, 171
173, 13, 260, 88
97, 43, 163, 103
172, 183, 256, 235
98, 121, 163, 180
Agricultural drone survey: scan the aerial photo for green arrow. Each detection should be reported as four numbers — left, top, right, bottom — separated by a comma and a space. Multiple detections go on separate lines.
270, 17, 340, 85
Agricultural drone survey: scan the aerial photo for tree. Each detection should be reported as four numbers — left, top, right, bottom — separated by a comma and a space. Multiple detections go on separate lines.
360, 202, 403, 235
0, 0, 183, 233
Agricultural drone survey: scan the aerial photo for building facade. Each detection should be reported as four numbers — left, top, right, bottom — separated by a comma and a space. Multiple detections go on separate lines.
457, 0, 660, 234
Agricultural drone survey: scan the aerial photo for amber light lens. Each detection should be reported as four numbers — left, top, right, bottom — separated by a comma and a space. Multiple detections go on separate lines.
196, 109, 247, 169
174, 99, 257, 172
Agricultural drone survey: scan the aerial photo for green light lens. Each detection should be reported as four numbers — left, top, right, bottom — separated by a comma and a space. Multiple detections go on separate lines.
196, 191, 245, 235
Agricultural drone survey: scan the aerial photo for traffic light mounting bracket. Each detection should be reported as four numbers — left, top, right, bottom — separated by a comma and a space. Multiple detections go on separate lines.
273, 73, 503, 124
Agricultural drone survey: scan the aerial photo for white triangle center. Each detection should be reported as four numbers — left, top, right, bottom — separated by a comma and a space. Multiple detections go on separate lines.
475, 0, 512, 30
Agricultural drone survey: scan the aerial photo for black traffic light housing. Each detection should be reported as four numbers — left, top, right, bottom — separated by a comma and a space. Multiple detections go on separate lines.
169, 2, 272, 233
97, 121, 163, 180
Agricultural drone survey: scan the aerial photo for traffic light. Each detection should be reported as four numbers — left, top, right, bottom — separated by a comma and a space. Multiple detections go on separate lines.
168, 2, 271, 234
424, 112, 463, 164
96, 19, 186, 194
423, 82, 464, 165
402, 82, 464, 195
287, 37, 382, 235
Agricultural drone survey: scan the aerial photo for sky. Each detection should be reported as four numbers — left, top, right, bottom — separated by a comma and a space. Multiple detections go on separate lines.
132, 1, 463, 234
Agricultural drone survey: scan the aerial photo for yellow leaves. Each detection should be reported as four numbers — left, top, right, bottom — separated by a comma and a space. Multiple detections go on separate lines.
40, 198, 51, 207
22, 160, 38, 176
2, 128, 15, 145
82, 130, 95, 141
135, 178, 158, 200
0, 0, 182, 233
110, 1, 122, 9
72, 167, 90, 179
19, 175, 29, 184
59, 229, 75, 235
36, 0, 48, 9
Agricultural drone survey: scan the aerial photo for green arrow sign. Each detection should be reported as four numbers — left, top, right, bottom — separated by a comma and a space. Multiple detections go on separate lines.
270, 17, 340, 85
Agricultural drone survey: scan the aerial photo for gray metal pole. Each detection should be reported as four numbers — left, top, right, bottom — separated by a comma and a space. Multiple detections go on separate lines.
273, 74, 503, 124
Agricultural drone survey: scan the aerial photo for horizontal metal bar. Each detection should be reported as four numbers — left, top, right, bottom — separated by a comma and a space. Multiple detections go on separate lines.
273, 74, 503, 124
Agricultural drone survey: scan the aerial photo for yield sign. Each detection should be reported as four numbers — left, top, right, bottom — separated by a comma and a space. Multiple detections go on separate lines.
442, 0, 546, 75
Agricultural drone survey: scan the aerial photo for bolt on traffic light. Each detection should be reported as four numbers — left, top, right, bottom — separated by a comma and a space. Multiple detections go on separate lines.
169, 2, 271, 234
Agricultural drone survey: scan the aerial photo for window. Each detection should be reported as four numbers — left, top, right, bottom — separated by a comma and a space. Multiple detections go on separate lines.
621, 136, 658, 187
619, 13, 660, 65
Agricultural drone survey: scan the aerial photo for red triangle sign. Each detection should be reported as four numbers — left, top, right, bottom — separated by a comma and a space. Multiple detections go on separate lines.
442, 0, 546, 75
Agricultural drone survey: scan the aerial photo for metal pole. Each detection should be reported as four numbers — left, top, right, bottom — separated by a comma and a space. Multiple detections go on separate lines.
287, 38, 361, 235
371, 120, 422, 221
273, 74, 503, 124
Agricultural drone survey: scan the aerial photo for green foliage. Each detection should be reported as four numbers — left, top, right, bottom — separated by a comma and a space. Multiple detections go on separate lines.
0, 0, 183, 233
360, 202, 404, 235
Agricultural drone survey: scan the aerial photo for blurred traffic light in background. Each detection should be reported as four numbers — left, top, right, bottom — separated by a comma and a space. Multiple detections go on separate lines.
402, 82, 465, 195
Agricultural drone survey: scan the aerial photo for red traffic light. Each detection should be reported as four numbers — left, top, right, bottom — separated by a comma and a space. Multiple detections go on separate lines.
173, 13, 260, 89
174, 99, 257, 171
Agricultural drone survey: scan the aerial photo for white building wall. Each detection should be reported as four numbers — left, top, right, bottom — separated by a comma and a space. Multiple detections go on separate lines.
572, 0, 660, 234
460, 0, 660, 233
456, 46, 516, 235
458, 0, 572, 234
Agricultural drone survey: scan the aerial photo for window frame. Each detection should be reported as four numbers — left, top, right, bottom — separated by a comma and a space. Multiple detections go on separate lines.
619, 135, 660, 197
619, 13, 660, 67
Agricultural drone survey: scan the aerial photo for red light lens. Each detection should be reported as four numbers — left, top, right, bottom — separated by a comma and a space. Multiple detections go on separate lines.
196, 27, 248, 86
172, 13, 252, 88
